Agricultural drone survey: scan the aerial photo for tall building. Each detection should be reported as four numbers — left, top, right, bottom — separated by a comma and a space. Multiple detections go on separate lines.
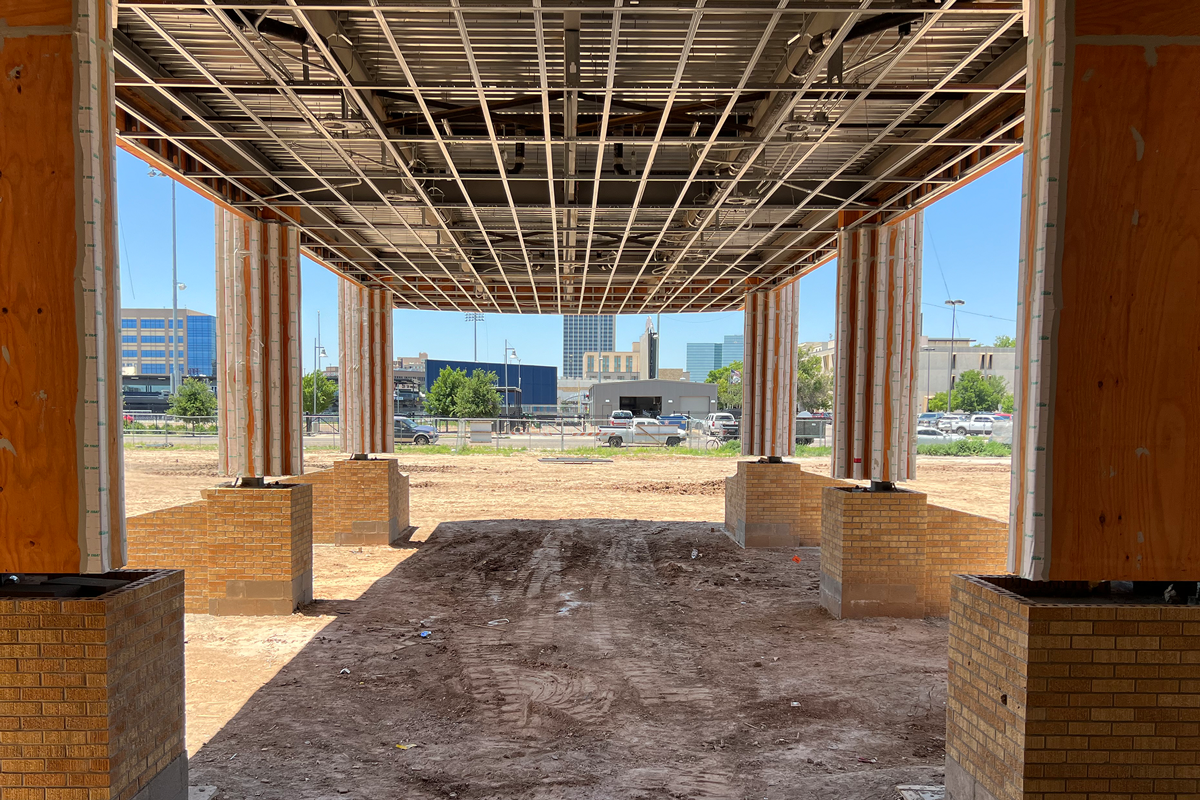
120, 308, 217, 378
639, 317, 659, 380
686, 342, 722, 381
721, 333, 744, 367
562, 315, 614, 378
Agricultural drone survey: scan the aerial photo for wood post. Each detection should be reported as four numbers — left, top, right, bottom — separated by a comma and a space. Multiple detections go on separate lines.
0, 0, 126, 572
1010, 0, 1200, 581
338, 281, 395, 456
741, 280, 799, 458
214, 208, 303, 477
831, 210, 923, 483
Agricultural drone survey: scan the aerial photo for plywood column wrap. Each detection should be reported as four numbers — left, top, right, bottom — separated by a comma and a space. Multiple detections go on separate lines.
215, 209, 303, 477
740, 281, 799, 458
339, 281, 395, 456
831, 211, 923, 482
1009, 0, 1200, 581
0, 0, 126, 573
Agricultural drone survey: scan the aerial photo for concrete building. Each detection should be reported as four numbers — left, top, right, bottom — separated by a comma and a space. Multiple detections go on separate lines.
562, 315, 614, 378
120, 307, 217, 379
638, 317, 659, 379
916, 337, 1016, 412
589, 378, 717, 420
686, 342, 722, 380
802, 339, 837, 373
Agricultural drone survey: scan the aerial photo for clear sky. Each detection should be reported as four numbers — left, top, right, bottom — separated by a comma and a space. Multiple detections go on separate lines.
115, 149, 1021, 372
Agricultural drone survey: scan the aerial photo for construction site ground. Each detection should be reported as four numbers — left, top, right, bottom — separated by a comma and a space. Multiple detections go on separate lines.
125, 447, 1009, 799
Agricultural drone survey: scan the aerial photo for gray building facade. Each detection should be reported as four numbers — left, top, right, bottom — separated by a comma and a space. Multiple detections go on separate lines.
590, 378, 717, 419
563, 315, 615, 378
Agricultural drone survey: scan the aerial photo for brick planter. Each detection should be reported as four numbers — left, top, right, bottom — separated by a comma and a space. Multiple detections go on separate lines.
0, 570, 186, 800
820, 486, 928, 618
288, 458, 410, 546
125, 482, 313, 615
947, 575, 1200, 800
724, 461, 851, 548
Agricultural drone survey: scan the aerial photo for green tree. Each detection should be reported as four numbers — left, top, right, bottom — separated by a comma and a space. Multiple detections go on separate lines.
993, 334, 1016, 348
426, 366, 468, 416
705, 361, 743, 409
168, 378, 218, 430
455, 369, 502, 418
302, 370, 337, 415
1000, 392, 1015, 414
797, 345, 833, 412
927, 391, 949, 412
947, 369, 1009, 413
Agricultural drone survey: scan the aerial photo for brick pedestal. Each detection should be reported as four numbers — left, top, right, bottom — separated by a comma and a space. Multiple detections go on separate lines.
724, 461, 850, 548
288, 458, 410, 546
820, 486, 928, 618
0, 570, 186, 800
947, 575, 1200, 800
126, 483, 313, 615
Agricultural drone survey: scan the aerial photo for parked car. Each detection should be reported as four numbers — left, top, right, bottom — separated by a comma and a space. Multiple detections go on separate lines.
394, 416, 439, 445
917, 427, 964, 446
936, 414, 964, 432
702, 412, 739, 438
954, 414, 999, 435
608, 409, 634, 427
918, 412, 944, 426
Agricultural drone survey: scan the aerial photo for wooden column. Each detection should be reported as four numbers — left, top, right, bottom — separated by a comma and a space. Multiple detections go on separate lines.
215, 208, 303, 477
1010, 0, 1200, 581
0, 0, 126, 572
339, 281, 395, 456
831, 210, 923, 482
741, 280, 799, 458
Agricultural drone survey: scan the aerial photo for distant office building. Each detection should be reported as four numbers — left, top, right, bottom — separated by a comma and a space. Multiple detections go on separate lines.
120, 308, 216, 379
425, 358, 558, 415
639, 317, 659, 380
686, 342, 722, 381
562, 315, 614, 378
721, 334, 744, 367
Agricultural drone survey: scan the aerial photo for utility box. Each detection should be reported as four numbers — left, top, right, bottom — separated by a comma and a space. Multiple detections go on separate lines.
469, 420, 493, 444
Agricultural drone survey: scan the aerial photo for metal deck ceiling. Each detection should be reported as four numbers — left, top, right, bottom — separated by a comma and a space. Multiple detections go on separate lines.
115, 0, 1026, 313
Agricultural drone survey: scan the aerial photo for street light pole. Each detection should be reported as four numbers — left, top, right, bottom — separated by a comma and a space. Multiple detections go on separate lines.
921, 346, 936, 412
170, 180, 179, 394
945, 299, 965, 413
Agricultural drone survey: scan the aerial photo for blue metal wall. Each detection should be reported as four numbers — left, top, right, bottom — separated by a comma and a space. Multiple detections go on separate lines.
425, 359, 557, 406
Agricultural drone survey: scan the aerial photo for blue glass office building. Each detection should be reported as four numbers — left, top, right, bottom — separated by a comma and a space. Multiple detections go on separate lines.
119, 308, 218, 379
686, 343, 722, 381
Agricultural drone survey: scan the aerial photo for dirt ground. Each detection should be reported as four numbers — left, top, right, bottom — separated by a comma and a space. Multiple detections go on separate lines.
120, 446, 1012, 798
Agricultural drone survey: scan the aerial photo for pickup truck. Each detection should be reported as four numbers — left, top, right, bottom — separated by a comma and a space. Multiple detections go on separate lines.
598, 420, 684, 448
702, 412, 739, 438
952, 414, 999, 435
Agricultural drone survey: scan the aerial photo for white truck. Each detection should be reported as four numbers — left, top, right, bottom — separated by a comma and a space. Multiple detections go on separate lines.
598, 420, 685, 448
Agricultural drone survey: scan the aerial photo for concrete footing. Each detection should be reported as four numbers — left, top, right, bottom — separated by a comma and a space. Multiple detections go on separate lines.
723, 461, 850, 548
288, 458, 410, 546
126, 483, 314, 615
947, 575, 1200, 800
0, 570, 186, 800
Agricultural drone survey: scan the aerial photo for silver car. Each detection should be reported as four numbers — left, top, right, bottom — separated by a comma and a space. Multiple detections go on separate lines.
917, 427, 964, 446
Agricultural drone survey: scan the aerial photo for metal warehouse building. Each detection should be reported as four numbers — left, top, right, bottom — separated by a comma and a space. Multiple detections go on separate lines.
425, 359, 558, 415
589, 379, 717, 420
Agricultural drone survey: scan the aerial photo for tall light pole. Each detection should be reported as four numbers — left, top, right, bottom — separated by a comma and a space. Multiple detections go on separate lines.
148, 169, 180, 393
945, 299, 964, 413
465, 312, 483, 360
312, 310, 325, 417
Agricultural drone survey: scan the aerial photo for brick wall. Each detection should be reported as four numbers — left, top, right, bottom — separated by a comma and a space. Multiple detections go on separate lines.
0, 570, 186, 800
947, 575, 1200, 800
724, 461, 852, 548
819, 488, 1008, 619
124, 484, 312, 616
820, 487, 927, 618
287, 459, 410, 546
925, 506, 1009, 616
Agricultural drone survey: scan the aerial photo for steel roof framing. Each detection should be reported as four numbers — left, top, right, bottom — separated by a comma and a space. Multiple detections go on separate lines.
114, 0, 1025, 313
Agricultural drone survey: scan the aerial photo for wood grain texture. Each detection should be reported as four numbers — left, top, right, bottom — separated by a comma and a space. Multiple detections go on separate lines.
0, 33, 83, 572
1075, 0, 1200, 37
1048, 44, 1200, 580
0, 0, 72, 27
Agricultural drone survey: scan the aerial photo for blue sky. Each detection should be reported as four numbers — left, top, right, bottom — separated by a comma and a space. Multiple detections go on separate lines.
115, 150, 1021, 372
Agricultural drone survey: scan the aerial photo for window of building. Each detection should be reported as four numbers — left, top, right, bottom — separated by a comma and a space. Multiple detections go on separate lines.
951, 354, 957, 369
121, 319, 137, 329
626, 356, 633, 372
142, 319, 165, 329
122, 335, 137, 344
602, 356, 609, 373
141, 335, 166, 344
988, 354, 994, 370
142, 363, 167, 375
587, 355, 595, 373
122, 350, 138, 358
142, 350, 167, 358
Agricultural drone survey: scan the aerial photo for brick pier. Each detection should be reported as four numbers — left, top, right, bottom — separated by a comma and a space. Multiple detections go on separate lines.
724, 461, 850, 548
288, 458, 410, 546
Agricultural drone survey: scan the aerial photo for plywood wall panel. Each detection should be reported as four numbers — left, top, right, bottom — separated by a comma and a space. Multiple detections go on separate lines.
0, 0, 125, 573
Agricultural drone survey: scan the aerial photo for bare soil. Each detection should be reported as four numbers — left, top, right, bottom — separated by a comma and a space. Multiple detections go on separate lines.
119, 446, 1011, 799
